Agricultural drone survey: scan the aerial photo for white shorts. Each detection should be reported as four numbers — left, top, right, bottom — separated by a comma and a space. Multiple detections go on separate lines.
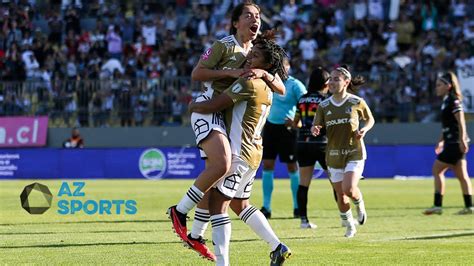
190, 88, 227, 158
214, 156, 256, 199
328, 160, 365, 183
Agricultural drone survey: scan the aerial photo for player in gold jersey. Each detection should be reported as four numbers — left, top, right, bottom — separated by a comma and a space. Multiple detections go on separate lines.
312, 65, 375, 238
168, 2, 286, 261
189, 32, 291, 266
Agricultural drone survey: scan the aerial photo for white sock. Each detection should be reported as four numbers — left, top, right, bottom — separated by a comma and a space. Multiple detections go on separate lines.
353, 191, 363, 205
211, 214, 231, 266
190, 208, 210, 239
340, 209, 355, 225
239, 205, 280, 251
176, 185, 204, 214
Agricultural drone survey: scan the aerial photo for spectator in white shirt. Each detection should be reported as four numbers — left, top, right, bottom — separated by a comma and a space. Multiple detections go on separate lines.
280, 0, 298, 24
298, 32, 318, 61
142, 20, 157, 47
22, 49, 39, 80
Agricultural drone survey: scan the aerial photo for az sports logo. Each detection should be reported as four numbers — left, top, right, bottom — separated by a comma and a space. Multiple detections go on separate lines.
139, 148, 167, 179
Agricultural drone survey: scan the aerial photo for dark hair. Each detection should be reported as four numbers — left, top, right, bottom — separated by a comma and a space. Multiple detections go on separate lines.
439, 71, 462, 100
307, 66, 330, 93
230, 1, 260, 35
252, 30, 289, 81
335, 64, 365, 94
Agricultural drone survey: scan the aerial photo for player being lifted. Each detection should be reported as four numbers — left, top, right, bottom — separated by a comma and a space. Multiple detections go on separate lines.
189, 31, 291, 266
168, 1, 286, 261
312, 65, 374, 238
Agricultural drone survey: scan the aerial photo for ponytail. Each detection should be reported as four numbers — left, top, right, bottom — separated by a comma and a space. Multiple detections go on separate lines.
336, 64, 365, 94
439, 71, 462, 100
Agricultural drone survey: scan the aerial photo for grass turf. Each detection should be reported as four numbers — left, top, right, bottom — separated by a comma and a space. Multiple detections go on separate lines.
1, 179, 473, 265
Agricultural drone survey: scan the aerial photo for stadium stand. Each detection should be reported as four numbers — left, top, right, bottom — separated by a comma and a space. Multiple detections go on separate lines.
0, 0, 473, 127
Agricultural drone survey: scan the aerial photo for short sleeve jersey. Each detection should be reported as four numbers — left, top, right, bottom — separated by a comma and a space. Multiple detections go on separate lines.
313, 94, 372, 169
200, 35, 248, 95
267, 76, 307, 124
224, 78, 273, 169
441, 94, 463, 143
296, 91, 328, 143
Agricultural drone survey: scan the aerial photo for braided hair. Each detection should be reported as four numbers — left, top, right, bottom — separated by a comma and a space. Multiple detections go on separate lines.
252, 30, 289, 81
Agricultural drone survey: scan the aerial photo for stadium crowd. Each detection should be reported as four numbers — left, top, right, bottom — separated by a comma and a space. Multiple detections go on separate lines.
0, 0, 473, 126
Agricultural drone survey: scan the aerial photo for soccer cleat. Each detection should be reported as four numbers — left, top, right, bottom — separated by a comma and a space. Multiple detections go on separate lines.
344, 222, 357, 238
293, 208, 300, 218
186, 234, 216, 261
356, 200, 367, 225
300, 221, 317, 229
423, 206, 442, 215
260, 207, 272, 219
167, 205, 188, 243
456, 207, 474, 215
270, 243, 292, 266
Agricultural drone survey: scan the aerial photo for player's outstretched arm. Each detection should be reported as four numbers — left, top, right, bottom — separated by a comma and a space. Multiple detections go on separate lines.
188, 94, 233, 114
191, 62, 244, 81
240, 69, 285, 95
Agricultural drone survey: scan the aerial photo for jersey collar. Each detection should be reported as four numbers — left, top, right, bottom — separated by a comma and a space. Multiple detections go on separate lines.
231, 35, 251, 55
330, 94, 350, 107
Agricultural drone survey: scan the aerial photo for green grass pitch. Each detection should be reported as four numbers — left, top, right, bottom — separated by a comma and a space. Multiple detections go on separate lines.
1, 179, 473, 264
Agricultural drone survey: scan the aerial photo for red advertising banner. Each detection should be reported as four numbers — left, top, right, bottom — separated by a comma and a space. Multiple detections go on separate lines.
0, 116, 48, 147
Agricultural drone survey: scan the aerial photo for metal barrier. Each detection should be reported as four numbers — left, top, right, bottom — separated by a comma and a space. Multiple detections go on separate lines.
0, 72, 440, 127
0, 77, 202, 127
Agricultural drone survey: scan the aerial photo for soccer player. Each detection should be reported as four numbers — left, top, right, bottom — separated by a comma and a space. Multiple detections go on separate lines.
293, 67, 330, 229
312, 65, 374, 238
189, 32, 291, 266
168, 1, 286, 261
423, 72, 473, 215
260, 58, 307, 219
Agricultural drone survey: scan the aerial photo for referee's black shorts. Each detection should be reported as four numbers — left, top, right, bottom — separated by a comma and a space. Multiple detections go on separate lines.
437, 143, 466, 165
262, 121, 297, 163
297, 142, 327, 170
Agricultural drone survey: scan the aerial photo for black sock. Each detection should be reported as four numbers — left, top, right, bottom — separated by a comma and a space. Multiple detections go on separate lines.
434, 192, 443, 207
463, 194, 472, 208
297, 185, 309, 220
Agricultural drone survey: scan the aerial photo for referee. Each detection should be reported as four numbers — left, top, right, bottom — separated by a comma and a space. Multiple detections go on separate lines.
261, 58, 307, 219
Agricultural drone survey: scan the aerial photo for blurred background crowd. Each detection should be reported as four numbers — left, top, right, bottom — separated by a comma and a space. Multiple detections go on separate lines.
1, 0, 473, 127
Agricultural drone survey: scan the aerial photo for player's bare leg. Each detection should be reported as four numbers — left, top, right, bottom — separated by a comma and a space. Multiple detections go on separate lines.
334, 181, 356, 237
424, 160, 449, 215
343, 171, 366, 225
452, 159, 473, 214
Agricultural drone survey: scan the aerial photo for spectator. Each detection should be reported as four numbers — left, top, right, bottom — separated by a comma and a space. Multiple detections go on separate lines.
106, 25, 123, 60
298, 31, 318, 62
63, 127, 84, 148
0, 0, 472, 126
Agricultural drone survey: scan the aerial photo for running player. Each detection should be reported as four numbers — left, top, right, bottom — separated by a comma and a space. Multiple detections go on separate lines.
167, 1, 286, 261
423, 71, 473, 215
189, 32, 291, 266
312, 65, 374, 238
293, 67, 330, 229
260, 58, 307, 219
